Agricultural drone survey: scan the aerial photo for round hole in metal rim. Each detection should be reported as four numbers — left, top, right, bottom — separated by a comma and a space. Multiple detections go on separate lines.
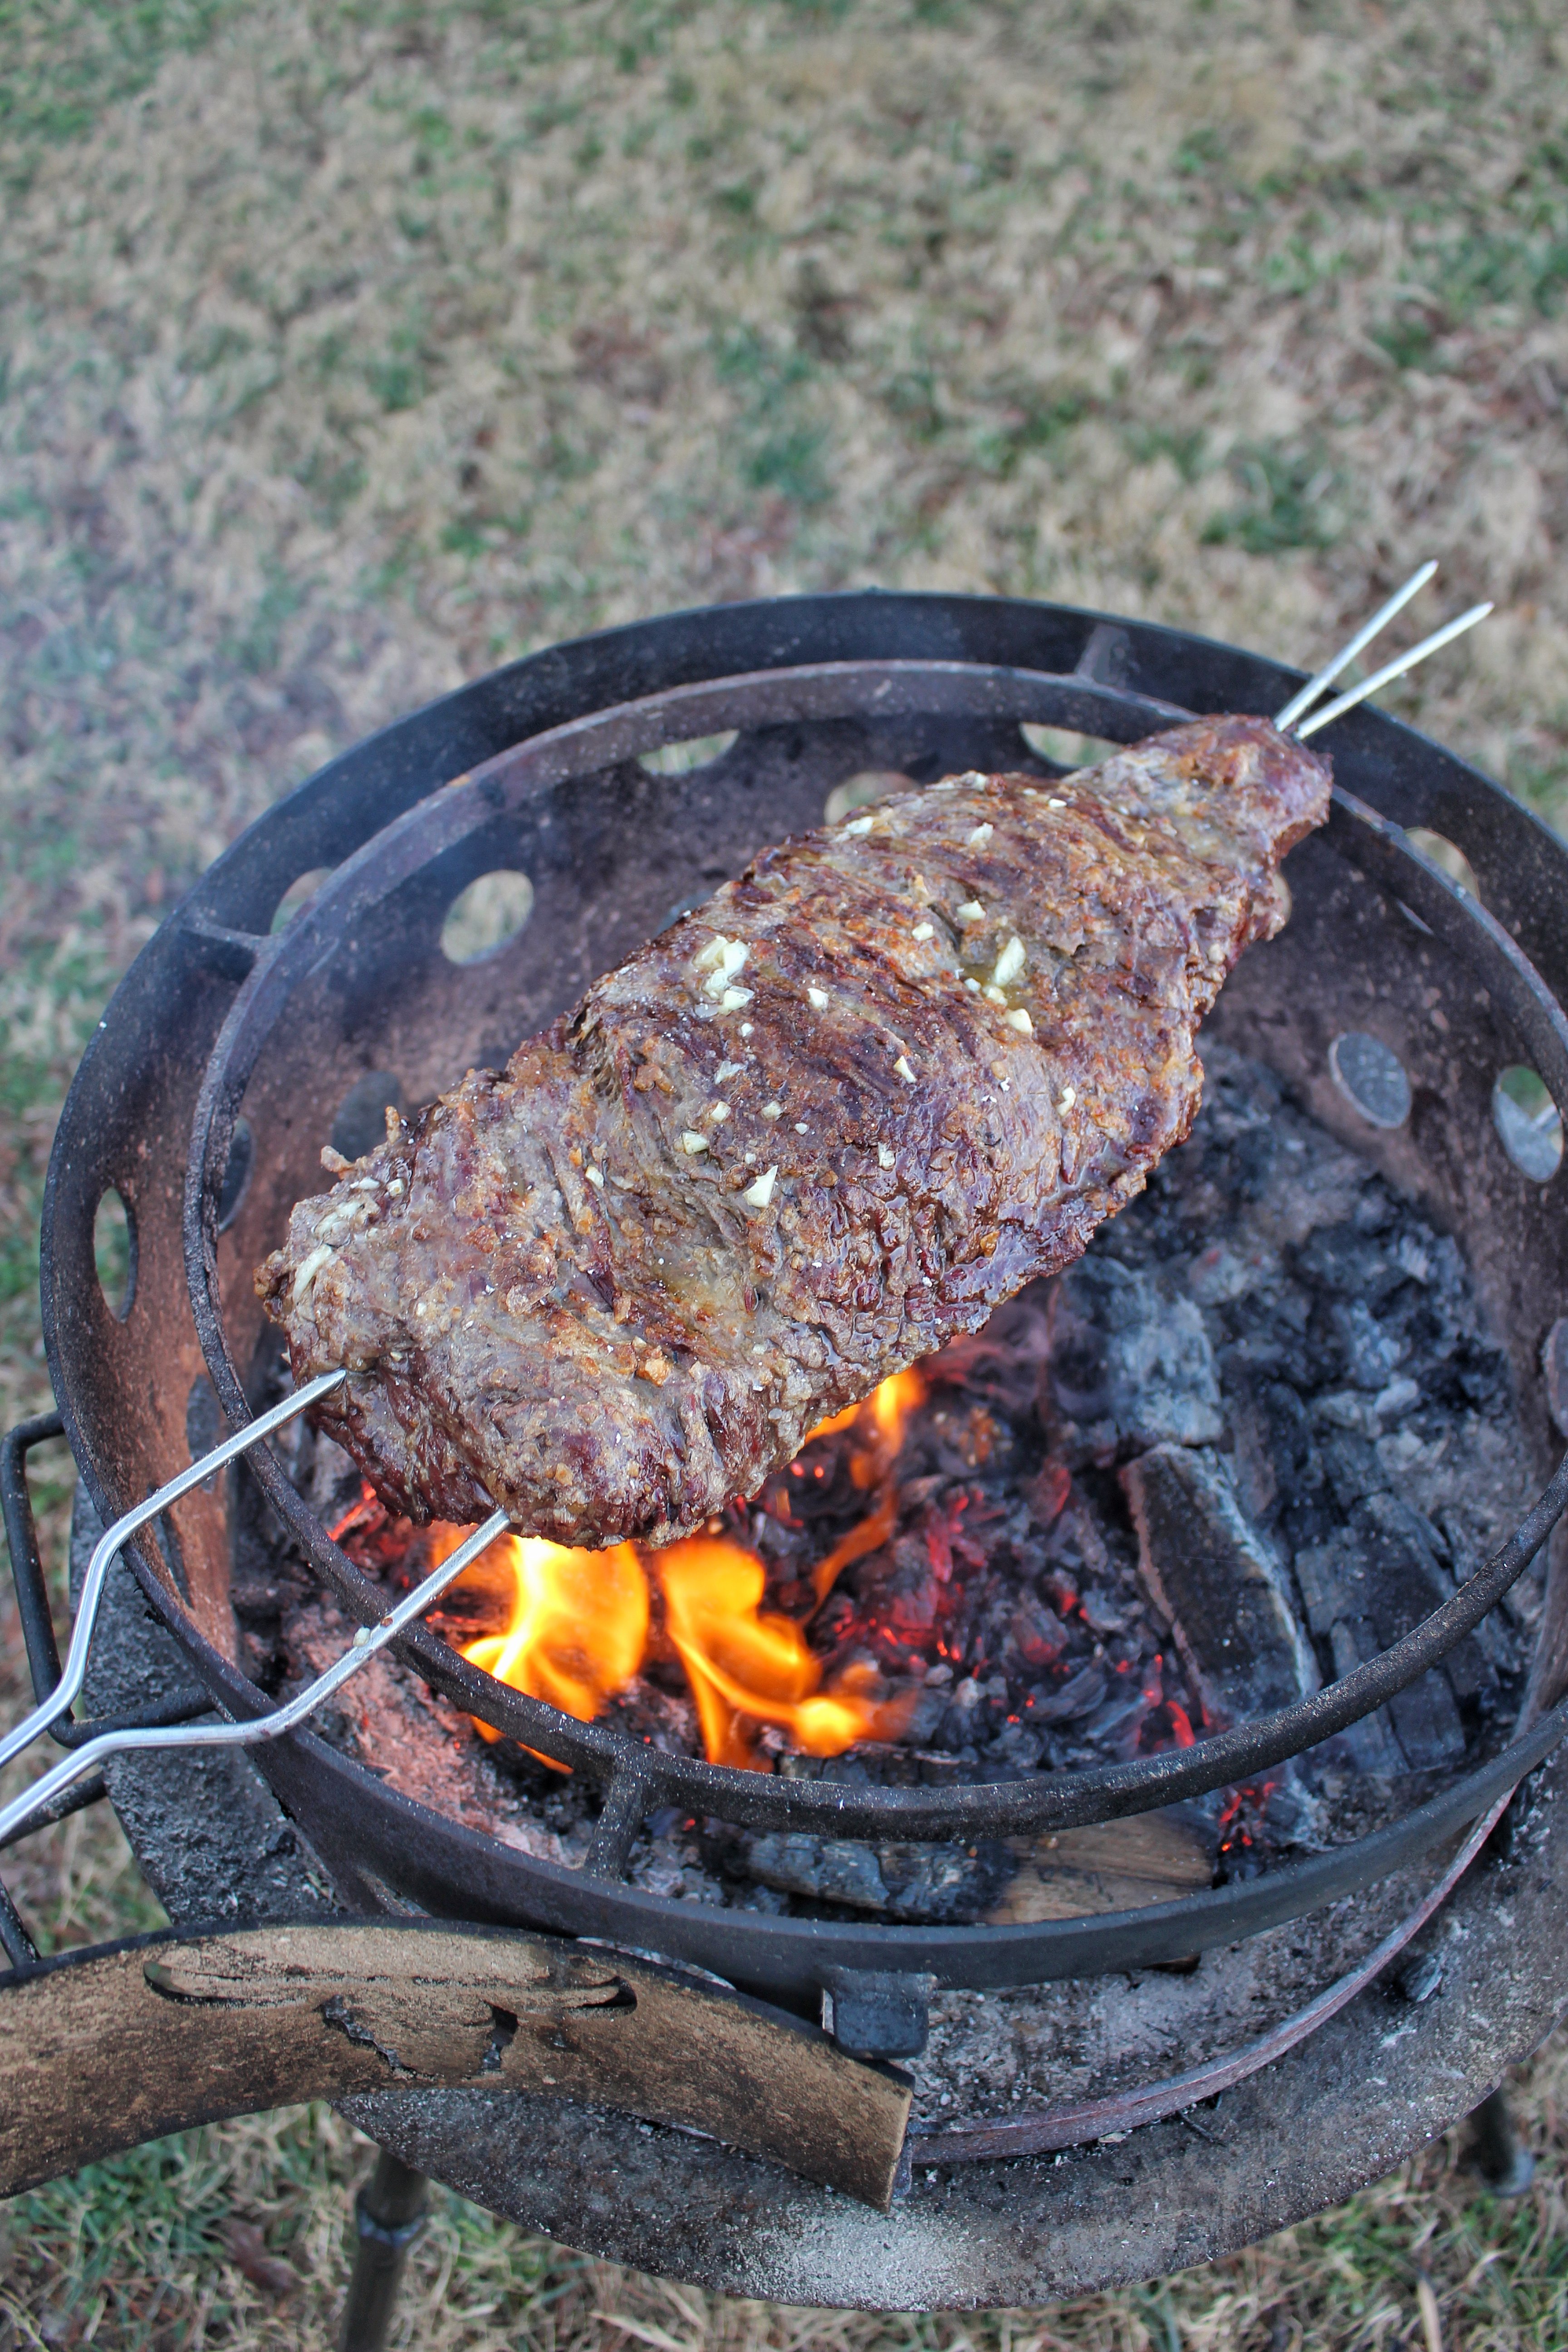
331, 1071, 405, 1163
93, 1186, 136, 1320
216, 1116, 254, 1232
636, 729, 738, 777
1493, 1065, 1564, 1183
440, 869, 535, 966
1405, 828, 1481, 902
270, 867, 333, 932
1329, 1032, 1411, 1131
1019, 722, 1123, 771
823, 769, 915, 826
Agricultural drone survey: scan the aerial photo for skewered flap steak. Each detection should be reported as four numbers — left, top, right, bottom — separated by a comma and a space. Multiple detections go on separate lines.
257, 715, 1330, 1545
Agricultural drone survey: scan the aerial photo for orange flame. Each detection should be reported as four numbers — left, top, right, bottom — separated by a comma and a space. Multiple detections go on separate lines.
430, 1369, 923, 1769
656, 1535, 909, 1770
804, 1366, 926, 1601
429, 1524, 648, 1764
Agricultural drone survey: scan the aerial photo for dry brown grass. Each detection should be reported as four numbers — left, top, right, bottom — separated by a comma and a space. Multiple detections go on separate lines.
2, 2051, 1568, 2348
2, 0, 1568, 2339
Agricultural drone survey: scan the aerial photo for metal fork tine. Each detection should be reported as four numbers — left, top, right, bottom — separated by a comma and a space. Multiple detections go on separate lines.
1295, 602, 1494, 740
1274, 560, 1438, 731
0, 1370, 348, 1777
0, 1501, 512, 1853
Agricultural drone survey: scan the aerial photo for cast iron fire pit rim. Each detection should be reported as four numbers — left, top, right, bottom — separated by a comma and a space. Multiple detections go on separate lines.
38, 594, 1568, 1996
176, 658, 1568, 1836
239, 1679, 1568, 2002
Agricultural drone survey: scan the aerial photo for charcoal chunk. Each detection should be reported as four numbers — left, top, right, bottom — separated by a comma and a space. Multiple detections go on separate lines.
1327, 1620, 1408, 1773
1317, 1427, 1389, 1514
1009, 1593, 1069, 1667
1297, 1490, 1480, 1769
741, 1831, 1006, 1922
1027, 1663, 1107, 1723
1294, 1222, 1408, 1304
1387, 1669, 1467, 1769
1043, 1258, 1223, 1459
878, 1839, 1012, 1922
1325, 1296, 1404, 1391
744, 1834, 888, 1910
1121, 1444, 1318, 1723
1230, 1377, 1317, 1527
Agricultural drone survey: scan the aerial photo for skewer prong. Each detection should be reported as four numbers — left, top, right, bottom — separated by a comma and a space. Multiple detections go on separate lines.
1274, 559, 1438, 731
0, 1367, 349, 1778
0, 1505, 514, 1852
1295, 602, 1493, 740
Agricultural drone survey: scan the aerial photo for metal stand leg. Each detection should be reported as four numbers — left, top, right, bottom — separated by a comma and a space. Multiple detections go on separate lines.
339, 2148, 430, 2352
1465, 2086, 1536, 2197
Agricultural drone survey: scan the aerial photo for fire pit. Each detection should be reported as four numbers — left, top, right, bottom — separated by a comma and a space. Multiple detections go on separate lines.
8, 592, 1568, 2308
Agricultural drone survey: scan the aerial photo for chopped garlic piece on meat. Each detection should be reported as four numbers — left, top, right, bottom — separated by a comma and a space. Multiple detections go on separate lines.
993, 934, 1026, 987
715, 1061, 743, 1083
709, 1101, 730, 1122
761, 1100, 782, 1120
894, 1054, 916, 1083
584, 1164, 605, 1187
1048, 796, 1067, 808
912, 921, 935, 941
964, 977, 980, 993
956, 901, 985, 923
878, 1145, 897, 1169
681, 1130, 708, 1153
984, 984, 1008, 1005
743, 1164, 778, 1207
968, 823, 994, 848
808, 986, 829, 1010
1004, 1008, 1034, 1034
696, 936, 750, 1001
844, 814, 875, 835
291, 1243, 332, 1303
720, 986, 753, 1010
1058, 1085, 1076, 1110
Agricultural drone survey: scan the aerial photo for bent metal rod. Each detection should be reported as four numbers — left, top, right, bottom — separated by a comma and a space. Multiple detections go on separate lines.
0, 577, 1494, 1854
0, 1368, 510, 1851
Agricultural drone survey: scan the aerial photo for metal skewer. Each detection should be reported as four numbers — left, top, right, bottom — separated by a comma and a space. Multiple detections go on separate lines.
1273, 559, 1438, 731
0, 1369, 348, 1779
0, 1368, 511, 1852
1294, 600, 1494, 740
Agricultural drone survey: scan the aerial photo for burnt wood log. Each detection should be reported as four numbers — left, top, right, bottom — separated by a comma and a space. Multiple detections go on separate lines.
1120, 1443, 1318, 1721
0, 1918, 911, 2210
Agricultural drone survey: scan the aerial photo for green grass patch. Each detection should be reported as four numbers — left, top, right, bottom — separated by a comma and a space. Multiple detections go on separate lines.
1202, 441, 1343, 555
0, 0, 248, 189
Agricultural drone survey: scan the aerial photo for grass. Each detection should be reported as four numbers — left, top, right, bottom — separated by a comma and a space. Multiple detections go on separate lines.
4, 2063, 1568, 2347
0, 0, 1567, 2338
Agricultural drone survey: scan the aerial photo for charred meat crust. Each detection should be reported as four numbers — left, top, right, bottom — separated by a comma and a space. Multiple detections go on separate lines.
256, 715, 1331, 1545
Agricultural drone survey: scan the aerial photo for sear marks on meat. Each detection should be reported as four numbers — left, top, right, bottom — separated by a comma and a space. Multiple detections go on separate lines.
257, 716, 1330, 1546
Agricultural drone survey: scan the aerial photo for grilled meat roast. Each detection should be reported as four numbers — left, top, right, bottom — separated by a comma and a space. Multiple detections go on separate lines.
258, 715, 1330, 1545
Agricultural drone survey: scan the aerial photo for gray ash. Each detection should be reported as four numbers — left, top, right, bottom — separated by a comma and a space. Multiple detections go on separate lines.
253, 1044, 1543, 1926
